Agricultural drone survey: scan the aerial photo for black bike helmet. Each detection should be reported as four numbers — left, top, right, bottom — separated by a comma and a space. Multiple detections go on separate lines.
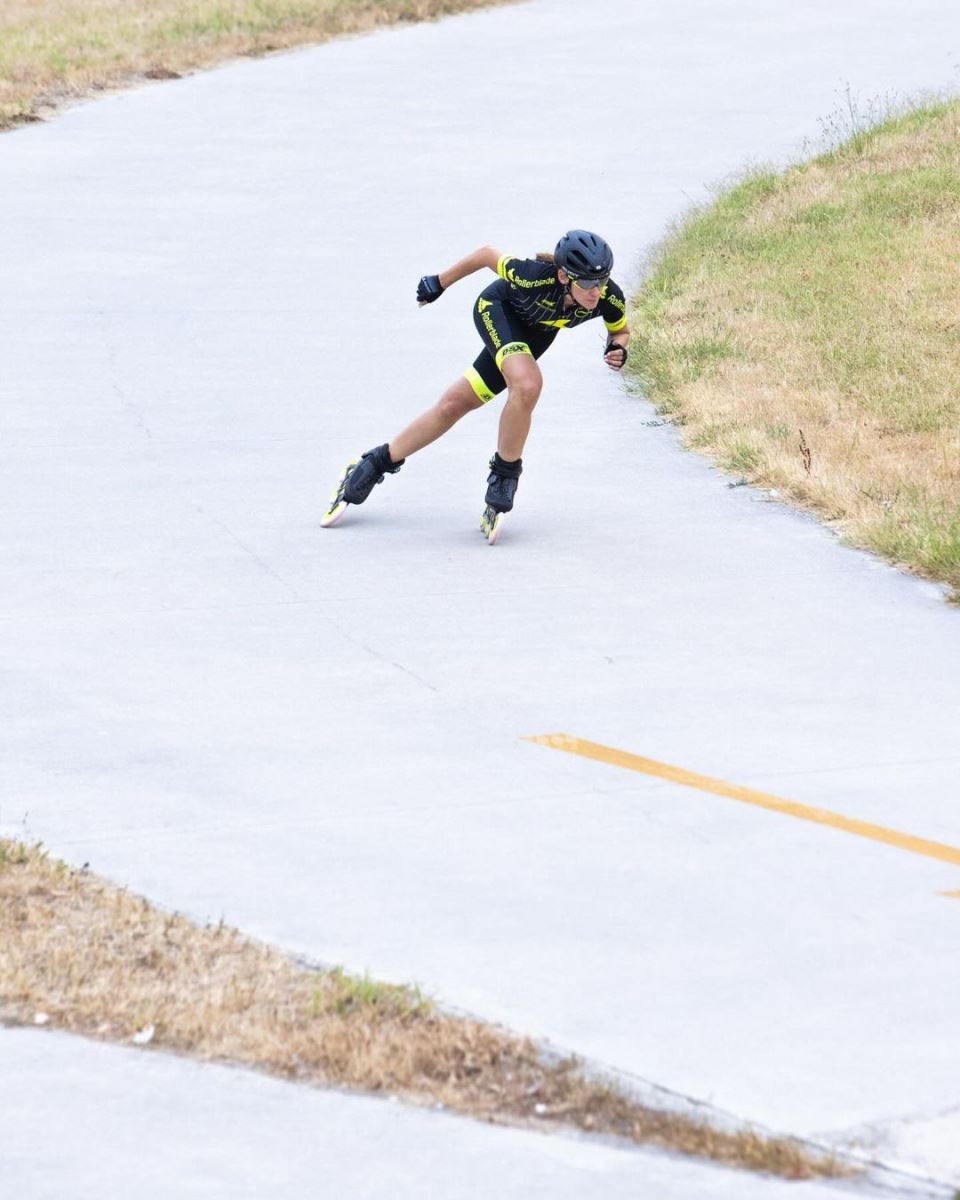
554, 229, 614, 281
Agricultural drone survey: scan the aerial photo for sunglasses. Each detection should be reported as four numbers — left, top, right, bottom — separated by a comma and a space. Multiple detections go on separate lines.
569, 275, 608, 291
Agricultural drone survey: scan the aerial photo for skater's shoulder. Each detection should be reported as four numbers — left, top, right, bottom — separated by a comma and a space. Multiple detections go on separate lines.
496, 254, 558, 289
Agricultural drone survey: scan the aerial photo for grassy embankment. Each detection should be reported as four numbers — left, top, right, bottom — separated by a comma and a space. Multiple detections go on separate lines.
0, 838, 845, 1180
0, 0, 516, 130
627, 98, 960, 599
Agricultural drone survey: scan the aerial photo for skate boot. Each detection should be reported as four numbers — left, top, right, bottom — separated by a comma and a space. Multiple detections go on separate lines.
320, 444, 405, 527
343, 444, 405, 505
485, 453, 522, 512
480, 452, 522, 544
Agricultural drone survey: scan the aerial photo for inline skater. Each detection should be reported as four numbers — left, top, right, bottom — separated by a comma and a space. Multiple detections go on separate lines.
321, 229, 630, 542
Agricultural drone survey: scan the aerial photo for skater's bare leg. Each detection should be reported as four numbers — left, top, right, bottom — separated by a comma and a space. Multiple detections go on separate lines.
388, 377, 483, 462
497, 355, 543, 462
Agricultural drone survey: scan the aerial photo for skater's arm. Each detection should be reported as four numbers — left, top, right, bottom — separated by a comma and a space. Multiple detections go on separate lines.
437, 245, 501, 288
417, 245, 501, 306
601, 282, 630, 370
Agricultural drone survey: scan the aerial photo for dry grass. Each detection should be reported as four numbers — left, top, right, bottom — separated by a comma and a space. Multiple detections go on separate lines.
627, 98, 960, 598
0, 838, 846, 1180
0, 0, 517, 129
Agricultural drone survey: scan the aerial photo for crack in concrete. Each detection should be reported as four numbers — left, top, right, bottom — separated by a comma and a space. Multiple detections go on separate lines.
318, 611, 438, 694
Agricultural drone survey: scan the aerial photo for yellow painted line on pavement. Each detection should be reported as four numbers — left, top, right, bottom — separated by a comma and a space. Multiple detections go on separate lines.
524, 733, 960, 871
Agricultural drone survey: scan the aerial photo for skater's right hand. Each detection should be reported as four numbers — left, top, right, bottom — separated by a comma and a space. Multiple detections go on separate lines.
417, 274, 445, 306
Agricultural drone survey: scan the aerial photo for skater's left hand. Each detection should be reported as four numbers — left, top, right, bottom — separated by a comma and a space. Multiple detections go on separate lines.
604, 340, 629, 371
417, 274, 445, 306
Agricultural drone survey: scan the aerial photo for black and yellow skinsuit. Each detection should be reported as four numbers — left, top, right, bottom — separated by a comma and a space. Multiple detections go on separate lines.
465, 254, 628, 402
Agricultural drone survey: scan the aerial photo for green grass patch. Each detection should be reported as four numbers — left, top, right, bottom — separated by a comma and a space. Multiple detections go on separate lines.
627, 95, 960, 598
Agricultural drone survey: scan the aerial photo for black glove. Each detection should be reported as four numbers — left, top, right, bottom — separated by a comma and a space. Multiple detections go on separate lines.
416, 274, 445, 304
605, 340, 628, 369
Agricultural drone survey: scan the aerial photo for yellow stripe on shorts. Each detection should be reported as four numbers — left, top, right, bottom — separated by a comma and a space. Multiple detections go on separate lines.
494, 341, 532, 370
464, 366, 496, 403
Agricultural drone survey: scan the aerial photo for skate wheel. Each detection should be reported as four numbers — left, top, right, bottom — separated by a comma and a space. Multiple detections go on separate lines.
321, 458, 359, 528
320, 500, 348, 528
482, 509, 505, 545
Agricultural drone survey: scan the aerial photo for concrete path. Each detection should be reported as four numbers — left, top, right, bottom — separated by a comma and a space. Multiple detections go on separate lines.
2, 1027, 868, 1200
2, 0, 959, 1193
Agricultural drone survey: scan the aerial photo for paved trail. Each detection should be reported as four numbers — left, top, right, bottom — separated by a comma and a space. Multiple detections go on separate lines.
2, 1, 959, 1193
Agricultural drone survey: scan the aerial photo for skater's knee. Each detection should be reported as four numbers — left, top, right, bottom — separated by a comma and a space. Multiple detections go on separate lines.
437, 381, 482, 423
506, 376, 541, 412
436, 394, 471, 422
502, 357, 542, 412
